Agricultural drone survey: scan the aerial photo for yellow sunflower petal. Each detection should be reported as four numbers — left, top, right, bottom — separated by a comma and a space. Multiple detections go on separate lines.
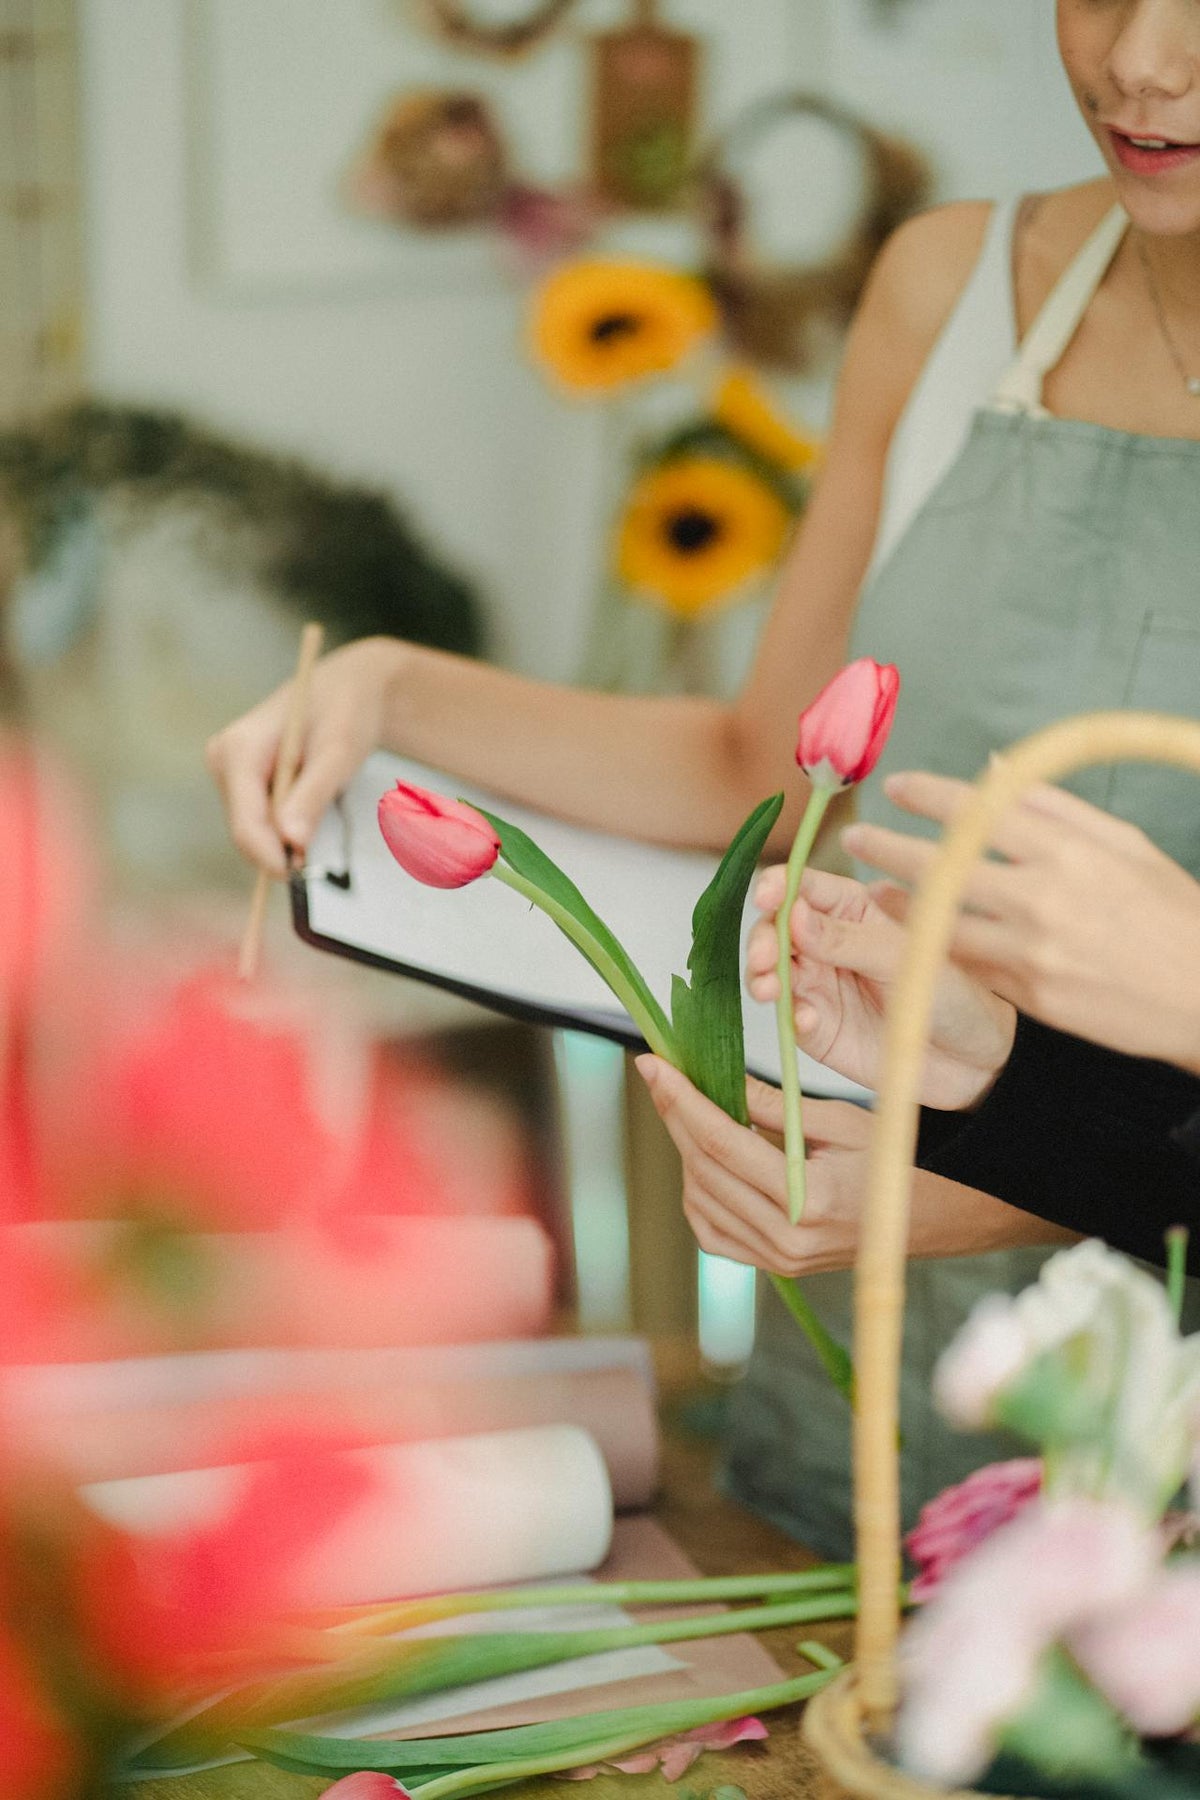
616, 455, 792, 619
713, 368, 823, 473
530, 261, 718, 396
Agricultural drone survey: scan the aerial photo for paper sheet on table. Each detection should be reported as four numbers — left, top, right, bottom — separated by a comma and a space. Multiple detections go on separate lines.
127, 1515, 783, 1778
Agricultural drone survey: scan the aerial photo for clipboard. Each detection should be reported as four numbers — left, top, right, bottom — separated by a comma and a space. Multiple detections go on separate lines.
290, 751, 868, 1105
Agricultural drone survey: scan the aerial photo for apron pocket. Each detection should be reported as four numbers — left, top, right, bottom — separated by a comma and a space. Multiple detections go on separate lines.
1105, 612, 1200, 876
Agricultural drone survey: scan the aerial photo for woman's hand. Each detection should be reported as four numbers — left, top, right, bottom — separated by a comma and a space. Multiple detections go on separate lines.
633, 1057, 1077, 1275
745, 866, 1016, 1110
844, 771, 1200, 1076
206, 637, 406, 876
635, 1060, 870, 1275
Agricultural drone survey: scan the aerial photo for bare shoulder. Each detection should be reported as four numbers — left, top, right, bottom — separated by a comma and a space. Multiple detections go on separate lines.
839, 201, 994, 422
869, 199, 995, 330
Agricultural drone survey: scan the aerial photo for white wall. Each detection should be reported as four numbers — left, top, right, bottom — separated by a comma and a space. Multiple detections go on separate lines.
80, 0, 1104, 683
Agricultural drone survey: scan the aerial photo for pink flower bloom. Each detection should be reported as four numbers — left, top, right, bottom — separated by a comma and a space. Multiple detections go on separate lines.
794, 659, 900, 790
1072, 1563, 1200, 1737
378, 783, 500, 889
898, 1499, 1156, 1788
562, 1717, 768, 1781
905, 1459, 1042, 1601
320, 1777, 411, 1799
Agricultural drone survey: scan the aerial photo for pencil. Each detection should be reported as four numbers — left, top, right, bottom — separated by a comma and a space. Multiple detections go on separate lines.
237, 620, 325, 981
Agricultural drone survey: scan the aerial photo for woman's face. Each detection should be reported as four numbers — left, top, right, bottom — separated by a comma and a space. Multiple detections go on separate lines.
1058, 0, 1200, 233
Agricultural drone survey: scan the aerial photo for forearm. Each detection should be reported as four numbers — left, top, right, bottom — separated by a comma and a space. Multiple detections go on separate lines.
917, 1016, 1200, 1272
905, 1165, 1080, 1263
378, 637, 796, 852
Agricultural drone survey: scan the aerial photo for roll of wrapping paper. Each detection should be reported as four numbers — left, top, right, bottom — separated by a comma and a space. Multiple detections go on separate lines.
83, 1424, 615, 1605
5, 1360, 660, 1507
1, 1215, 555, 1358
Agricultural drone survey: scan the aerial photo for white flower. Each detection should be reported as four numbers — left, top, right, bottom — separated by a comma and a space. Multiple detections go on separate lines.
933, 1240, 1200, 1515
898, 1498, 1156, 1788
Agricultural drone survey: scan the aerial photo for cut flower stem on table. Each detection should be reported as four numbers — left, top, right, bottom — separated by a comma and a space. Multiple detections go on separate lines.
128, 1589, 860, 1770
238, 1660, 845, 1786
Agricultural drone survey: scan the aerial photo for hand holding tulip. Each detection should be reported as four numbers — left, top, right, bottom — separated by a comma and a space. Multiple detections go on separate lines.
746, 865, 1017, 1111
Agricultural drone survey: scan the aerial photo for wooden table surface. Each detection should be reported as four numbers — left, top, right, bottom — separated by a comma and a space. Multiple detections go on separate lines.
124, 1360, 849, 1800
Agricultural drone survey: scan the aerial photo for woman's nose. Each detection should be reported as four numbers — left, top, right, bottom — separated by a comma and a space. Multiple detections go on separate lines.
1108, 0, 1197, 103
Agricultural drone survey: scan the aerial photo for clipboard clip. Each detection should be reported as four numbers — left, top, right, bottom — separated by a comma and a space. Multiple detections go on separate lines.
292, 793, 353, 890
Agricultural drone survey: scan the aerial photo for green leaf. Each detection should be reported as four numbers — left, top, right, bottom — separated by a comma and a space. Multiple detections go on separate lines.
127, 1593, 856, 1771
476, 806, 677, 1060
236, 1669, 836, 1782
671, 793, 784, 1123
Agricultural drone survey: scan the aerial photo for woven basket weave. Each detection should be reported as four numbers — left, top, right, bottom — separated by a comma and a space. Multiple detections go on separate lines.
802, 710, 1200, 1798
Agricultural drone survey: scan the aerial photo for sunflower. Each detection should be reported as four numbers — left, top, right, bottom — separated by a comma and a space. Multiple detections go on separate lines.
530, 261, 718, 395
616, 455, 792, 618
713, 368, 823, 473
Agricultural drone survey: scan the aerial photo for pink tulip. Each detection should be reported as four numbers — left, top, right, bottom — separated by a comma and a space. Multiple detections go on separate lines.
905, 1459, 1042, 1602
795, 658, 900, 790
378, 783, 500, 889
320, 1775, 411, 1799
898, 1498, 1156, 1787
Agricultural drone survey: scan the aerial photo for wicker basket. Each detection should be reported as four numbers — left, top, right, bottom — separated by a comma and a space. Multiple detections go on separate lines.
802, 710, 1200, 1799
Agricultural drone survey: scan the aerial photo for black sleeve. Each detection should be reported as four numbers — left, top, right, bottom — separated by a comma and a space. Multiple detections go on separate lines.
915, 1014, 1200, 1273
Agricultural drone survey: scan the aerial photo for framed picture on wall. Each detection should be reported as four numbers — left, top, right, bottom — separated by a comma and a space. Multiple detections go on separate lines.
183, 0, 816, 297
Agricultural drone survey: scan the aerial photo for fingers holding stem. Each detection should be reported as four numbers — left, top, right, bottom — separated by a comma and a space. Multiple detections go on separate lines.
775, 787, 835, 1223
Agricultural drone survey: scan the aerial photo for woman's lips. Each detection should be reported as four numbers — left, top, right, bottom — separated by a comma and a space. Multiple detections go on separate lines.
1107, 128, 1200, 176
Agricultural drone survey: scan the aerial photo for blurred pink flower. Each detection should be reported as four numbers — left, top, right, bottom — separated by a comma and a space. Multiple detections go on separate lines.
905, 1458, 1042, 1601
898, 1498, 1156, 1787
320, 1776, 412, 1799
562, 1716, 768, 1781
1072, 1563, 1200, 1737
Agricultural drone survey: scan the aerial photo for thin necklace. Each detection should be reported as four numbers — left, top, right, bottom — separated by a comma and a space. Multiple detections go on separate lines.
1136, 234, 1200, 397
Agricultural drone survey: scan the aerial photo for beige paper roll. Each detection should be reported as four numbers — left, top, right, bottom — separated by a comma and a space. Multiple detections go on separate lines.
8, 1364, 659, 1508
82, 1424, 615, 1605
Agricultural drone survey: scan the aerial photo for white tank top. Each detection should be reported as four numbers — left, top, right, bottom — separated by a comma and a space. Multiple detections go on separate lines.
866, 198, 1020, 578
867, 195, 1130, 579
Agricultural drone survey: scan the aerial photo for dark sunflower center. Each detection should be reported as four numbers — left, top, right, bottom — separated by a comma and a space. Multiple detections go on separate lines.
590, 311, 643, 344
665, 507, 722, 554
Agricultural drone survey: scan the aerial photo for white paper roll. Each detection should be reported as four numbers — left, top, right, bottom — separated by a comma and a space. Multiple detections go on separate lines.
82, 1423, 615, 1606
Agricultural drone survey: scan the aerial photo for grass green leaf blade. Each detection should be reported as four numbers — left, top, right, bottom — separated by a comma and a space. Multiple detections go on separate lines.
476, 806, 676, 1058
128, 1593, 855, 1771
671, 793, 784, 1122
239, 1668, 837, 1781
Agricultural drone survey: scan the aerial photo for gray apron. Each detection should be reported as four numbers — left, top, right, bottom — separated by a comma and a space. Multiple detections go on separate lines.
724, 204, 1200, 1557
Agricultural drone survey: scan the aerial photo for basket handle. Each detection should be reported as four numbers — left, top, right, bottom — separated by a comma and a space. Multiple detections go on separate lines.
853, 708, 1200, 1729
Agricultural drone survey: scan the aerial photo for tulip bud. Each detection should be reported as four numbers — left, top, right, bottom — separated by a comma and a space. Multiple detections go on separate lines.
378, 782, 500, 889
320, 1775, 411, 1799
795, 658, 900, 790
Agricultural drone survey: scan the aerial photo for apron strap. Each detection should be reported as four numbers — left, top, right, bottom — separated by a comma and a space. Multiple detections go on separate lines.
989, 202, 1128, 415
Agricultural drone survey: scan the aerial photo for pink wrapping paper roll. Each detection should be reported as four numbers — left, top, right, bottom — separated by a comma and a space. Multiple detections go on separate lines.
4, 1362, 659, 1508
83, 1424, 615, 1605
2, 1216, 555, 1358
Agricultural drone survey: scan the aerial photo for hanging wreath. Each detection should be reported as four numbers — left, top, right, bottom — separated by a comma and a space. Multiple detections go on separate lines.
418, 0, 579, 59
695, 91, 932, 373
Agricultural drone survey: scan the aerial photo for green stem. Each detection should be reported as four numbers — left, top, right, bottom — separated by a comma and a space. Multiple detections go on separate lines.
769, 1273, 854, 1408
491, 862, 677, 1060
774, 787, 834, 1224
335, 1566, 858, 1638
1167, 1226, 1189, 1326
408, 1670, 838, 1800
